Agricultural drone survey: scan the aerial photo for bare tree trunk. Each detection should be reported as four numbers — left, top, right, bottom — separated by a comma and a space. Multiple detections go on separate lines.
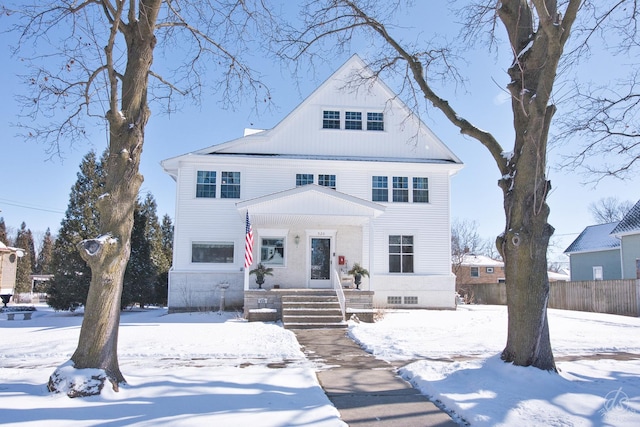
492, 0, 580, 371
48, 1, 159, 397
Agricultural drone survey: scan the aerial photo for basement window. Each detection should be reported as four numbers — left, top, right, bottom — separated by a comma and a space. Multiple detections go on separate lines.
404, 296, 418, 305
387, 296, 402, 305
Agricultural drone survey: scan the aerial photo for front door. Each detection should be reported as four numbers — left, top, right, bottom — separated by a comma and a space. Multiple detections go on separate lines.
310, 237, 332, 288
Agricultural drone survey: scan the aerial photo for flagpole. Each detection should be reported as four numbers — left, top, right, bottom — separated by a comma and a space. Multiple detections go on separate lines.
243, 211, 254, 291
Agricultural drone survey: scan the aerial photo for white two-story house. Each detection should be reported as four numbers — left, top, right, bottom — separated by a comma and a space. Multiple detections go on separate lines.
161, 55, 463, 314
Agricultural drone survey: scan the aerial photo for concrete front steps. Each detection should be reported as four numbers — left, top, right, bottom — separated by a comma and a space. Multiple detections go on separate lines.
281, 291, 346, 329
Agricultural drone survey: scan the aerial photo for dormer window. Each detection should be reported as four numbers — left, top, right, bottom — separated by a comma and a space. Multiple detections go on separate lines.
323, 110, 340, 129
345, 111, 362, 130
367, 112, 384, 131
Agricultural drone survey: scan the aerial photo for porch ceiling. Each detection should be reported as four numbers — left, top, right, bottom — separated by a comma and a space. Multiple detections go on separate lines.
237, 185, 385, 226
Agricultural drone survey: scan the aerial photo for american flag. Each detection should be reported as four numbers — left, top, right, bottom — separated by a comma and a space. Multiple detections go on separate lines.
244, 211, 254, 268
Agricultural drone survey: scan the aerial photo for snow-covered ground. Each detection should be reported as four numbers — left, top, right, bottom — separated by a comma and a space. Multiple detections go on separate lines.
0, 304, 639, 426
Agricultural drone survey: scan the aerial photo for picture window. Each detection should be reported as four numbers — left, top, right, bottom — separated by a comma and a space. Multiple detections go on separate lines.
192, 242, 234, 263
260, 238, 285, 266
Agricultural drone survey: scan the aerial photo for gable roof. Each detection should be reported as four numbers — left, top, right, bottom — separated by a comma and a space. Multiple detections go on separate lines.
162, 54, 462, 173
564, 222, 621, 254
236, 184, 385, 226
610, 199, 640, 236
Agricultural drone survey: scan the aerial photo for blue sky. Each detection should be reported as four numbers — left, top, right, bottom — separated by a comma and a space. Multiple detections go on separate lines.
1, 2, 638, 264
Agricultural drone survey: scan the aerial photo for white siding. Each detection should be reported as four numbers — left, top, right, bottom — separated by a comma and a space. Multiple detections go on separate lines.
163, 55, 462, 311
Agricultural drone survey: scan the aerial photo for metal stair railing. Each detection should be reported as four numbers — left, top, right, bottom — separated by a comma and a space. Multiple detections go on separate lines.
332, 269, 346, 321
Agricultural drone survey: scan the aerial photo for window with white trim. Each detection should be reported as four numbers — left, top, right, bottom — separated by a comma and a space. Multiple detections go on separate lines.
593, 266, 603, 280
323, 110, 340, 129
389, 235, 414, 273
296, 173, 314, 186
372, 176, 388, 202
192, 242, 234, 263
392, 177, 409, 202
404, 296, 418, 304
318, 174, 336, 189
221, 172, 241, 199
367, 112, 384, 131
345, 111, 362, 130
412, 177, 429, 203
260, 238, 285, 266
196, 171, 216, 198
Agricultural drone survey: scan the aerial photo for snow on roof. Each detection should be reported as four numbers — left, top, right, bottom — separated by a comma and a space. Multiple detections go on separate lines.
564, 222, 621, 254
460, 254, 504, 267
548, 270, 570, 281
610, 199, 640, 236
0, 241, 23, 254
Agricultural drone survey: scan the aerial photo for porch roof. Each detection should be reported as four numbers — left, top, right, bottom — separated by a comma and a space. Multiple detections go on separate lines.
236, 185, 385, 226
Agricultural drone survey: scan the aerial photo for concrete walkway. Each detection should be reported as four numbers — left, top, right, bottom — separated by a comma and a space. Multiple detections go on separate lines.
293, 328, 460, 427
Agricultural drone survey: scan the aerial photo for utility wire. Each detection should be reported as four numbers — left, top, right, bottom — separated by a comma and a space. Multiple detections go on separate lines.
0, 198, 65, 214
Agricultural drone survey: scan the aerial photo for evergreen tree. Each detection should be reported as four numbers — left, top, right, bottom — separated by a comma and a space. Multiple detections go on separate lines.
27, 229, 36, 275
35, 228, 55, 281
14, 222, 34, 295
0, 217, 7, 245
47, 151, 104, 311
157, 214, 173, 306
122, 193, 169, 308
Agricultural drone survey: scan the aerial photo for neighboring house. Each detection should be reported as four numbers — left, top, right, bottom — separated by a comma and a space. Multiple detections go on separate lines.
564, 199, 640, 281
161, 55, 463, 312
454, 254, 505, 287
454, 254, 569, 288
0, 241, 24, 297
610, 199, 640, 279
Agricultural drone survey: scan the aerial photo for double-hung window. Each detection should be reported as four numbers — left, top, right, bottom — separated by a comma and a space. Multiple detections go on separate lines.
345, 111, 362, 130
318, 174, 336, 189
392, 177, 409, 202
221, 172, 241, 199
296, 173, 314, 186
389, 235, 413, 273
323, 110, 340, 129
196, 171, 216, 198
412, 177, 429, 203
372, 176, 388, 202
367, 112, 384, 131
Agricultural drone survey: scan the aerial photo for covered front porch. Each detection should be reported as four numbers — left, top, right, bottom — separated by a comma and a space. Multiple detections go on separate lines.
237, 185, 385, 293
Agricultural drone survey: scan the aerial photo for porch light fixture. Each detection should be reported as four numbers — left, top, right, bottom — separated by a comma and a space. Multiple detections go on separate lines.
294, 235, 300, 246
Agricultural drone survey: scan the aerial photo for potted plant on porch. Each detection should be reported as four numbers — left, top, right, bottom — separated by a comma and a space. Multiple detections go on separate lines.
347, 263, 369, 290
249, 263, 273, 289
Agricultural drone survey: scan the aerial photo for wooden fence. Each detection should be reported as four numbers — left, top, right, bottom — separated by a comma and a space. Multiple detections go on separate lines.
458, 279, 640, 317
